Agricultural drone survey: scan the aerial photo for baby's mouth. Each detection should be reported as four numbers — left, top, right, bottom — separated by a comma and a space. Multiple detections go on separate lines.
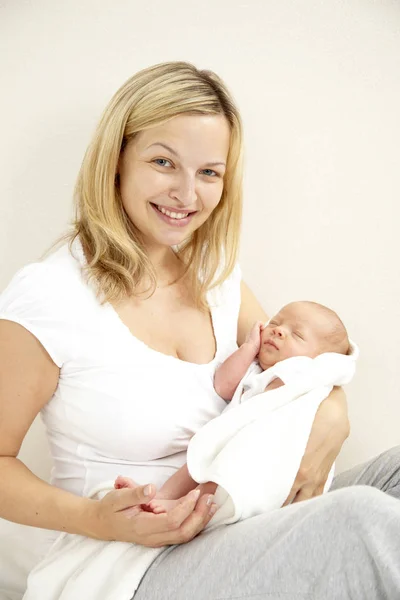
264, 339, 279, 350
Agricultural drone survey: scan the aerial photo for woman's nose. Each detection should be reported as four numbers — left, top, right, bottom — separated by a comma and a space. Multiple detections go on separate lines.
170, 173, 197, 206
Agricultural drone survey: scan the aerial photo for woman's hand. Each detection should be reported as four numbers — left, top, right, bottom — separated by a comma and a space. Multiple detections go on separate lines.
83, 483, 217, 547
282, 387, 350, 506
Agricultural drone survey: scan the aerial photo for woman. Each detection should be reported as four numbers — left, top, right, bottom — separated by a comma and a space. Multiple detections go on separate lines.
0, 61, 399, 599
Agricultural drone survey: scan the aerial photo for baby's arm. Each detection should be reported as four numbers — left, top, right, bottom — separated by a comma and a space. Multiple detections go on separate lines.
214, 321, 264, 401
115, 465, 198, 501
158, 464, 217, 498
157, 463, 198, 500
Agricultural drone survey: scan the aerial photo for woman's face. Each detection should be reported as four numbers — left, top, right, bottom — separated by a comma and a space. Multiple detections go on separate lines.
118, 113, 231, 249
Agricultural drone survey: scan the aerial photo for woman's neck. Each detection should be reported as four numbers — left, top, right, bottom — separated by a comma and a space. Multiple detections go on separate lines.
144, 242, 185, 288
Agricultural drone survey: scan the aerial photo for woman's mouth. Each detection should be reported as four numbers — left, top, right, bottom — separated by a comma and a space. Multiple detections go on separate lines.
151, 203, 196, 227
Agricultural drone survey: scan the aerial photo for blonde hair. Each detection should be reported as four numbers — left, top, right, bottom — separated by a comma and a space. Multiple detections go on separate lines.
60, 61, 244, 308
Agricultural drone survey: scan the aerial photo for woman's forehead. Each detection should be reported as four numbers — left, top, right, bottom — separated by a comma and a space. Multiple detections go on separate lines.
132, 114, 230, 156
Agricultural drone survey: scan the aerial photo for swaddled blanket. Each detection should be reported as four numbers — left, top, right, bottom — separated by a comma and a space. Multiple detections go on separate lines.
23, 344, 358, 600
188, 343, 358, 527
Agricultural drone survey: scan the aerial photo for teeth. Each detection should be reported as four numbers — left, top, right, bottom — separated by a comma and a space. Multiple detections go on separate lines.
158, 206, 189, 219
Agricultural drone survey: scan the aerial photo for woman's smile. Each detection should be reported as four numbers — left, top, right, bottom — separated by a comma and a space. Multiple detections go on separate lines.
118, 113, 230, 249
150, 202, 198, 228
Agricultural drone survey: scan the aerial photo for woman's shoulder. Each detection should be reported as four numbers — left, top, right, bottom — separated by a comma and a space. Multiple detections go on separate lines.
208, 262, 242, 306
0, 240, 87, 309
0, 240, 94, 367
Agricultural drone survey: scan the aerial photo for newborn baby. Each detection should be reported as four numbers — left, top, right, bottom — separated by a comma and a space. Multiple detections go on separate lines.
116, 301, 349, 513
215, 300, 349, 400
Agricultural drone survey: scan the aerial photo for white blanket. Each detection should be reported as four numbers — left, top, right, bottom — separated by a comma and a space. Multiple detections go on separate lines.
23, 345, 358, 600
187, 345, 358, 527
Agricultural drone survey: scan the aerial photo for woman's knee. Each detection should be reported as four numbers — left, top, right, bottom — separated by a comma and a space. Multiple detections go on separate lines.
328, 485, 391, 522
381, 444, 400, 457
377, 444, 400, 466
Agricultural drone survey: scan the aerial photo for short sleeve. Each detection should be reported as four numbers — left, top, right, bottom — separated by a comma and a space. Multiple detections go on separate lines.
0, 263, 76, 367
208, 262, 242, 308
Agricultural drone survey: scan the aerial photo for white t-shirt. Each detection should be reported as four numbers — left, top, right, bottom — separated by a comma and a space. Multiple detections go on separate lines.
0, 238, 242, 497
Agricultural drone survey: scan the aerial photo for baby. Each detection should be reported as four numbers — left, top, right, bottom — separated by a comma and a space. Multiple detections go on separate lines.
116, 301, 350, 513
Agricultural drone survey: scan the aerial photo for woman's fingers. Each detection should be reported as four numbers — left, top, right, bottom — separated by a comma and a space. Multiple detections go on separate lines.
125, 489, 202, 537
282, 483, 298, 507
161, 489, 202, 531
108, 488, 217, 546
282, 481, 325, 507
111, 484, 156, 511
163, 492, 217, 544
292, 481, 325, 504
138, 491, 216, 546
290, 486, 313, 504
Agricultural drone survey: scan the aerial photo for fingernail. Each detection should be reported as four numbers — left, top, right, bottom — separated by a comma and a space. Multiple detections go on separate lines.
190, 489, 201, 501
209, 504, 218, 516
143, 485, 152, 497
206, 495, 214, 506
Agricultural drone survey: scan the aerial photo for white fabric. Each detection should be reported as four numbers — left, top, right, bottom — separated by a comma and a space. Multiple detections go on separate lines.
21, 346, 358, 600
0, 519, 57, 600
0, 239, 241, 599
22, 484, 164, 600
0, 238, 240, 498
188, 344, 358, 527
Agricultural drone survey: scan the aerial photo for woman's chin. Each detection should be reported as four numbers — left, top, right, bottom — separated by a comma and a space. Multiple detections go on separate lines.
143, 230, 190, 250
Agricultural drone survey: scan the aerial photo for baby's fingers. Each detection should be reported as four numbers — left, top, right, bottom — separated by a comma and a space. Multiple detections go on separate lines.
163, 490, 201, 530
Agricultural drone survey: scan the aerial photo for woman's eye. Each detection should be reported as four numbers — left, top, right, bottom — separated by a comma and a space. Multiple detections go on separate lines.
153, 158, 172, 167
201, 169, 218, 177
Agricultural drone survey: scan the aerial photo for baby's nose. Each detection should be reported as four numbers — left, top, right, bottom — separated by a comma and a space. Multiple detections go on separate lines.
273, 326, 284, 337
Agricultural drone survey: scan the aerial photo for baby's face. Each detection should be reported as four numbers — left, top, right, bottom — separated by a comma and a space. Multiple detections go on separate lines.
258, 302, 332, 370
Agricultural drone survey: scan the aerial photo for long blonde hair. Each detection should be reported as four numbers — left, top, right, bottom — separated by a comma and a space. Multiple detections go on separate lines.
64, 61, 244, 308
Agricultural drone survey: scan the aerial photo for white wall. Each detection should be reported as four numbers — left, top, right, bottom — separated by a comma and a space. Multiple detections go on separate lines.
1, 0, 399, 480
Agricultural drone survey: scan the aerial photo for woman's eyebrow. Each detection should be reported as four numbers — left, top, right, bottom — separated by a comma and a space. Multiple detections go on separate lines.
146, 142, 226, 167
146, 142, 179, 156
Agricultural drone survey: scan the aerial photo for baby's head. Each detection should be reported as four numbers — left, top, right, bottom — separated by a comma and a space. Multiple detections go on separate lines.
258, 301, 350, 371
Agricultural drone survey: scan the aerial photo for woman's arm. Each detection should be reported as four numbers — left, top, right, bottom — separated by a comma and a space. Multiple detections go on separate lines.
282, 386, 349, 505
238, 281, 350, 503
0, 320, 94, 534
0, 321, 215, 546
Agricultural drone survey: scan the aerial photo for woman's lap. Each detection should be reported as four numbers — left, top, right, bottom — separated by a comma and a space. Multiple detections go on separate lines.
134, 446, 400, 600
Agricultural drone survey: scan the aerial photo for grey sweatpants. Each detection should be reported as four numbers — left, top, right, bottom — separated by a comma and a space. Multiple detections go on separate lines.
134, 446, 400, 599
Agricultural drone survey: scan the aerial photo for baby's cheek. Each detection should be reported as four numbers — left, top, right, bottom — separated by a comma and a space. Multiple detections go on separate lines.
281, 344, 296, 360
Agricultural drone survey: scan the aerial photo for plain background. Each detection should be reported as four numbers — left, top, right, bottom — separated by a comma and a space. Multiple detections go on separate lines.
0, 0, 399, 481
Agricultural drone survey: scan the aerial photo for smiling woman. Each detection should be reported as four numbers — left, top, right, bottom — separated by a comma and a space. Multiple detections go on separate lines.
70, 63, 244, 311
1, 61, 400, 600
117, 114, 230, 249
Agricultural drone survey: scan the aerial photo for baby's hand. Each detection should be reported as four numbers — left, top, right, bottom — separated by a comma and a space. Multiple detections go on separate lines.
114, 475, 140, 490
143, 497, 182, 514
245, 321, 264, 356
115, 476, 184, 515
114, 475, 155, 512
